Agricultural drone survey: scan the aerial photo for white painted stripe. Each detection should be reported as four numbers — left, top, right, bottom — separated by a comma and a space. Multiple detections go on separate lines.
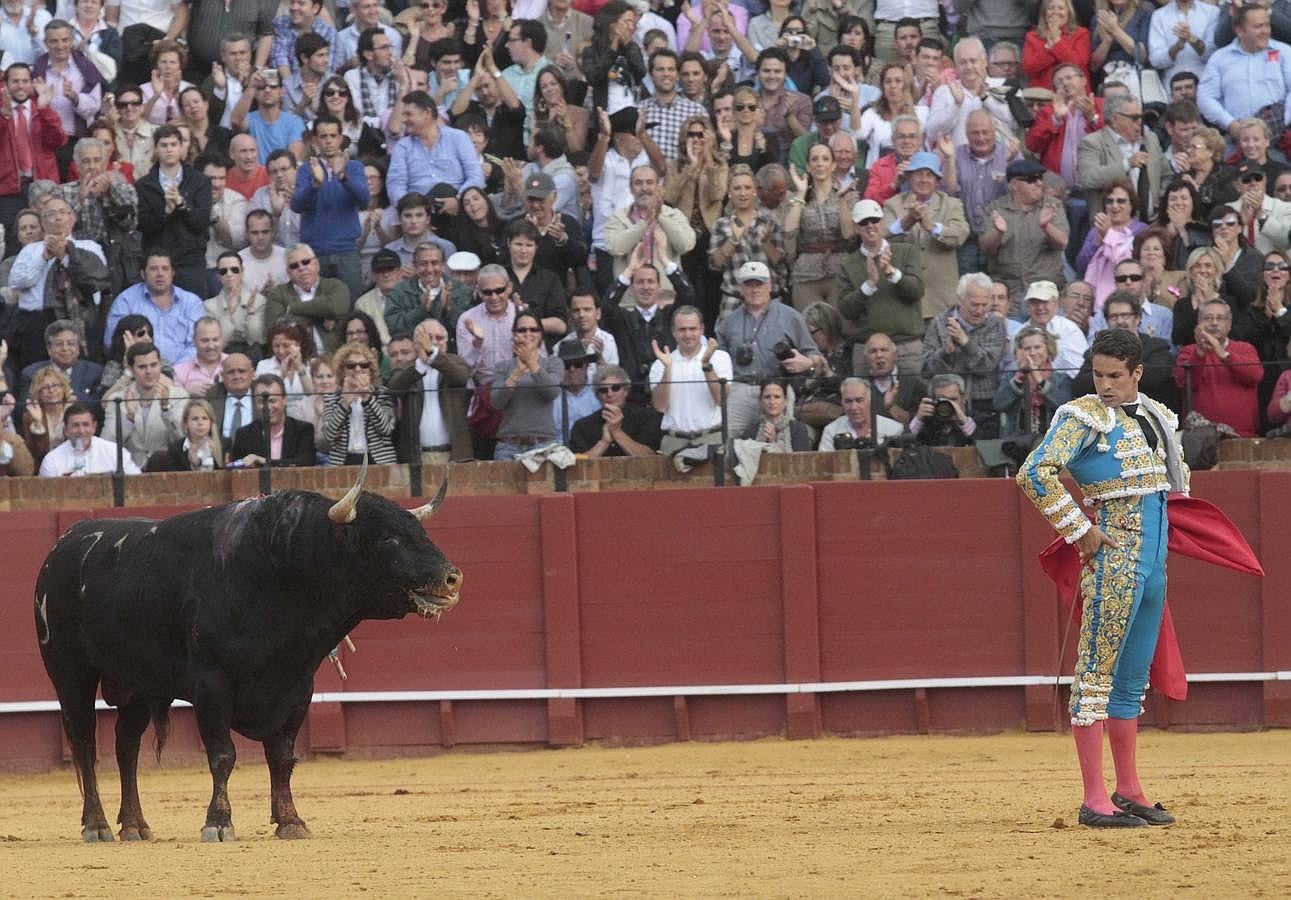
0, 671, 1286, 714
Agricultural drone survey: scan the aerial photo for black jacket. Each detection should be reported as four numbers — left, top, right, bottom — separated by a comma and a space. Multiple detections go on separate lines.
135, 163, 214, 267
599, 271, 697, 397
229, 415, 317, 467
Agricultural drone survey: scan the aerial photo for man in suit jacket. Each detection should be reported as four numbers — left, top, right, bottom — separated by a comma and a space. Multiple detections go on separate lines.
837, 198, 927, 378
206, 353, 256, 442
228, 373, 317, 467
880, 152, 970, 320
263, 244, 351, 356
0, 65, 65, 256
387, 320, 473, 463
134, 124, 214, 298
17, 319, 104, 410
1077, 94, 1168, 220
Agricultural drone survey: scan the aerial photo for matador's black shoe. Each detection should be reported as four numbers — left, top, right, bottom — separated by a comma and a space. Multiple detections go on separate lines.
1078, 804, 1147, 828
1111, 793, 1176, 826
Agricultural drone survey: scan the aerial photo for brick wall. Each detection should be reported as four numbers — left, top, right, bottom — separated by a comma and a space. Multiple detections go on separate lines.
2, 439, 1288, 510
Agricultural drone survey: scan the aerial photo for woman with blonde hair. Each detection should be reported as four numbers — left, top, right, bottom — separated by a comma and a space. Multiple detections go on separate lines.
708, 164, 786, 321
995, 325, 1072, 437
856, 63, 925, 169
1023, 0, 1090, 90
307, 355, 338, 458
783, 142, 856, 310
665, 115, 729, 322
1171, 245, 1229, 346
322, 342, 397, 466
144, 398, 224, 471
720, 85, 778, 173
22, 367, 75, 468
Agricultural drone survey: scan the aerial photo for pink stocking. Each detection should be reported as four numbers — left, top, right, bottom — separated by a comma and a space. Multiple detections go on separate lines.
1107, 716, 1146, 804
1072, 722, 1115, 813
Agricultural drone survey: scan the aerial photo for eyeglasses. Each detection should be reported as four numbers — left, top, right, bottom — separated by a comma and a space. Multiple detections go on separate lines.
343, 361, 372, 370
287, 257, 316, 269
1104, 197, 1130, 206
323, 88, 348, 97
596, 384, 626, 395
372, 44, 392, 52
1114, 273, 1144, 283
116, 99, 141, 108
735, 103, 758, 112
514, 326, 542, 334
1265, 262, 1290, 271
686, 131, 706, 139
1211, 218, 1240, 228
480, 286, 508, 296
217, 266, 241, 275
1115, 112, 1143, 121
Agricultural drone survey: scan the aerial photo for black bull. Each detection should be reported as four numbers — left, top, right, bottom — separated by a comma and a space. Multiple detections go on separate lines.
34, 463, 462, 842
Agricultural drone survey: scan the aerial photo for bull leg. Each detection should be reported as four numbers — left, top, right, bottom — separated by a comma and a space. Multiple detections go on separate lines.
54, 670, 113, 842
114, 699, 152, 841
193, 700, 237, 842
264, 704, 309, 839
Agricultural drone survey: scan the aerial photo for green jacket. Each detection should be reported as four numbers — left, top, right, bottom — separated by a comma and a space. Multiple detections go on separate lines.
264, 277, 352, 355
383, 276, 474, 351
835, 241, 925, 344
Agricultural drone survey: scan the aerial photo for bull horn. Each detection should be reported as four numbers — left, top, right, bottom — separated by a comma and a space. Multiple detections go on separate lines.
328, 457, 368, 524
410, 472, 450, 522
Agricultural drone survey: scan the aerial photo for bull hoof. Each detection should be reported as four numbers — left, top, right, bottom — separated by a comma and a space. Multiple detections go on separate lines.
82, 826, 115, 842
275, 822, 311, 840
119, 826, 152, 842
200, 825, 236, 843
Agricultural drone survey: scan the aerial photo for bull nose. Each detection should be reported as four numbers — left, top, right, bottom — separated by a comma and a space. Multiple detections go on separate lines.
445, 567, 463, 592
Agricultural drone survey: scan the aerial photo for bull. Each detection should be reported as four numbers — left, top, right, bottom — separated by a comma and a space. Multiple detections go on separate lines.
34, 461, 462, 842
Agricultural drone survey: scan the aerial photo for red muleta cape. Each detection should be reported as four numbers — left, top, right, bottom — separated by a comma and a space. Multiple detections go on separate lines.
1038, 495, 1263, 701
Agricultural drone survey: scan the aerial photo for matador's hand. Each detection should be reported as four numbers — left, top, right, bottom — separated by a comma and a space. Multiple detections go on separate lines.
1075, 525, 1118, 560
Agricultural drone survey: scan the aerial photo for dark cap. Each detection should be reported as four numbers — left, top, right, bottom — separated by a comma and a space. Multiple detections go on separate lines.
371, 249, 401, 272
557, 339, 597, 365
812, 95, 842, 122
1005, 158, 1048, 180
524, 171, 556, 199
428, 182, 458, 200
1237, 160, 1267, 180
609, 106, 638, 135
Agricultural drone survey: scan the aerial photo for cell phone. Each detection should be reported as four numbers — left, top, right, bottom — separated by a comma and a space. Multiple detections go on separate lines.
257, 68, 280, 86
483, 153, 504, 165
643, 121, 659, 130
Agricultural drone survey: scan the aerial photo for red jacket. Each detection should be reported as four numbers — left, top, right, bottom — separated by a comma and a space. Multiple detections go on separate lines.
0, 102, 65, 196
1022, 28, 1091, 91
1174, 340, 1263, 437
1025, 96, 1104, 175
863, 153, 901, 205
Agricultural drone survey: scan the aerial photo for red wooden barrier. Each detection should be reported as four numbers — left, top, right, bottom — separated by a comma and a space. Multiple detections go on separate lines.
0, 474, 1280, 771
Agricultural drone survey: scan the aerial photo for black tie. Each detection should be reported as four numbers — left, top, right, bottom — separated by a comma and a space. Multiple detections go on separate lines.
229, 398, 244, 439
1123, 402, 1158, 452
1134, 148, 1152, 221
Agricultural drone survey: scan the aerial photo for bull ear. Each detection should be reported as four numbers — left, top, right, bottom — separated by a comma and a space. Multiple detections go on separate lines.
410, 472, 449, 522
328, 457, 368, 524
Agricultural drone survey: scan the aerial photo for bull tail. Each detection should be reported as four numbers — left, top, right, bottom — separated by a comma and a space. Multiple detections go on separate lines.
150, 700, 172, 763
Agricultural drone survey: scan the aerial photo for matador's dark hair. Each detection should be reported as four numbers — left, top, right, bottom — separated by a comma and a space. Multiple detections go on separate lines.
1091, 328, 1143, 372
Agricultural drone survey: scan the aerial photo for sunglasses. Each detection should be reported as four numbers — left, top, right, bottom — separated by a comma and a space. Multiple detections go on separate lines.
686, 131, 706, 139
1212, 218, 1240, 228
116, 99, 142, 108
735, 103, 758, 111
858, 217, 881, 226
1104, 197, 1130, 206
343, 361, 372, 370
217, 266, 241, 275
564, 360, 588, 369
1017, 174, 1044, 183
480, 286, 508, 296
1265, 262, 1290, 271
132, 328, 151, 338
288, 257, 316, 269
596, 384, 626, 395
1241, 173, 1265, 183
323, 88, 348, 97
514, 326, 542, 334
1114, 273, 1144, 283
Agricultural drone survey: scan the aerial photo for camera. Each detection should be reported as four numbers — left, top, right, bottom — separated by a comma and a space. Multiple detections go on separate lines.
771, 340, 795, 362
431, 197, 445, 214
734, 344, 754, 367
833, 434, 875, 451
786, 35, 804, 47
931, 398, 956, 421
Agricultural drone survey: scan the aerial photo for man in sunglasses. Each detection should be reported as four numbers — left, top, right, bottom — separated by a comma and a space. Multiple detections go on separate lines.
1223, 160, 1291, 254
567, 364, 662, 458
263, 243, 351, 354
980, 159, 1069, 313
1077, 93, 1167, 220
1087, 258, 1176, 346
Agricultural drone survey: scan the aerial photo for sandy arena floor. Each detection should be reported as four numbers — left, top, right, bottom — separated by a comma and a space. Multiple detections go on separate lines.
0, 731, 1287, 898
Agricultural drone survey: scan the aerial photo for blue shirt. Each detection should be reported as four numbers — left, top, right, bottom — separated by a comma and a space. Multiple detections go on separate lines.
245, 110, 308, 164
291, 158, 370, 254
1198, 39, 1291, 130
103, 283, 207, 364
386, 127, 484, 207
269, 15, 338, 73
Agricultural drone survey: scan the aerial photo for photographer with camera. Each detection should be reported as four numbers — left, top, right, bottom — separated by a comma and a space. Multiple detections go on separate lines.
818, 377, 903, 451
908, 373, 978, 447
715, 261, 822, 437
922, 271, 1007, 438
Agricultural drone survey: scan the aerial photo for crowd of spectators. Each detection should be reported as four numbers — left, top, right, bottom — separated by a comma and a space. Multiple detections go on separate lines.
1, 0, 1289, 481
